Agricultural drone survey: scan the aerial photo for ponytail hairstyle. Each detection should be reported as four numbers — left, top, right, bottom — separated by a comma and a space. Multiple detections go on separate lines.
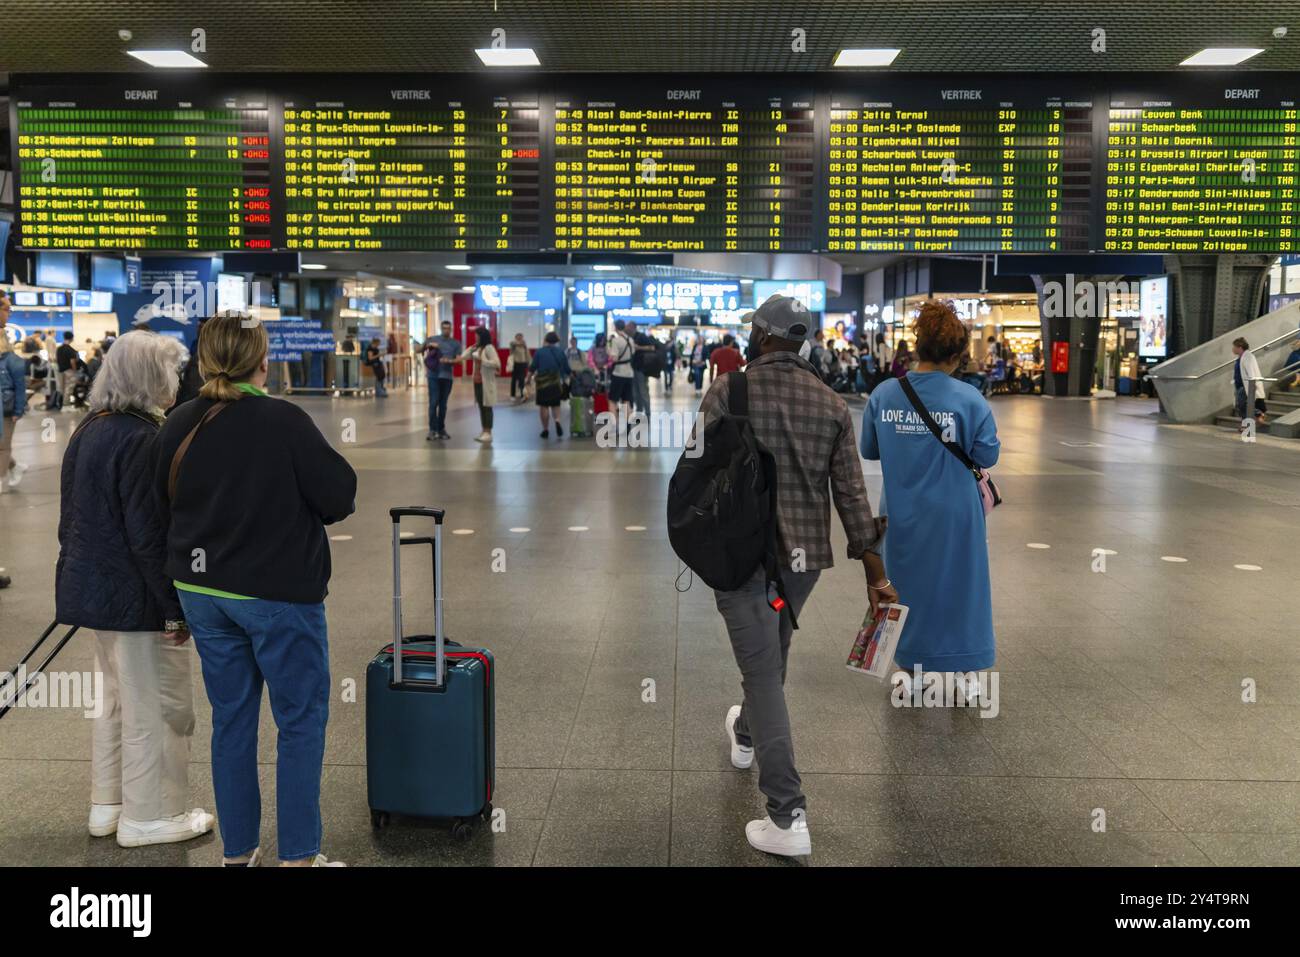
197, 314, 269, 401
912, 300, 969, 364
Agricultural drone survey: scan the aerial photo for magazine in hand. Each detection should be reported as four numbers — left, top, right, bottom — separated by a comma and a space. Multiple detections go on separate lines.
846, 603, 909, 679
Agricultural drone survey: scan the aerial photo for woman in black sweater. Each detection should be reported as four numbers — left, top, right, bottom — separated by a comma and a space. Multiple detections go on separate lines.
155, 314, 357, 867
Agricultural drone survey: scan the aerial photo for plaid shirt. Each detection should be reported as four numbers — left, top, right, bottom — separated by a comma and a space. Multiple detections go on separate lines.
696, 351, 878, 571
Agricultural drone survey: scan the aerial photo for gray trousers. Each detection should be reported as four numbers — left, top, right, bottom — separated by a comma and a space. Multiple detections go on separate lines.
632, 371, 650, 415
714, 568, 820, 827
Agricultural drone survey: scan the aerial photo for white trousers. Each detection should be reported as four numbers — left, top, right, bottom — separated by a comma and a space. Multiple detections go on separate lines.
91, 631, 196, 821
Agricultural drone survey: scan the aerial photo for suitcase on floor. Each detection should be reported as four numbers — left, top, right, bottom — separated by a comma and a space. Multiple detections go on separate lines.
365, 507, 495, 839
593, 391, 610, 418
570, 395, 587, 435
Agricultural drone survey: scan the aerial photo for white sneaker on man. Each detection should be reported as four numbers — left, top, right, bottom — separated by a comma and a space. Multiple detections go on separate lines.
6, 462, 28, 488
745, 815, 811, 857
116, 808, 215, 847
88, 803, 122, 837
725, 704, 753, 769
474, 431, 492, 444
310, 854, 346, 867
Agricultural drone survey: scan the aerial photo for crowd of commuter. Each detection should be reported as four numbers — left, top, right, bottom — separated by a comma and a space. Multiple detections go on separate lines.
1, 290, 1006, 861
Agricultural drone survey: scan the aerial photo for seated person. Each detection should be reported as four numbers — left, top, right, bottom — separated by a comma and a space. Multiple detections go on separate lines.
1283, 338, 1300, 390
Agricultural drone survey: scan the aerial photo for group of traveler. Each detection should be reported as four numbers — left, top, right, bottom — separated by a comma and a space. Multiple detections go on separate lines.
694, 295, 999, 857
420, 318, 743, 443
49, 312, 357, 866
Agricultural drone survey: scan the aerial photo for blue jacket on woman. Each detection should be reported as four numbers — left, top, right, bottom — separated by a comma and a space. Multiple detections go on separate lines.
0, 348, 29, 439
56, 410, 183, 631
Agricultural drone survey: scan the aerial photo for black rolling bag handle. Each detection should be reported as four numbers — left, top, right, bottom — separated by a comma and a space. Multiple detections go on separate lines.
0, 622, 81, 721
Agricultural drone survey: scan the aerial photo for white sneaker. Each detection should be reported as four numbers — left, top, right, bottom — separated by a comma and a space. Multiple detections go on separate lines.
6, 462, 27, 488
725, 705, 754, 769
745, 815, 812, 857
88, 803, 122, 837
310, 854, 346, 867
474, 431, 492, 444
116, 808, 215, 847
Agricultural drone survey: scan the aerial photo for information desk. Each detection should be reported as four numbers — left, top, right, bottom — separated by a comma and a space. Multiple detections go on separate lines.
13, 81, 274, 250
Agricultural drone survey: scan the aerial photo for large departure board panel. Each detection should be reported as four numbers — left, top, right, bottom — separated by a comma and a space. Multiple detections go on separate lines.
13, 83, 273, 250
281, 84, 541, 251
552, 81, 816, 252
827, 85, 1093, 253
1103, 87, 1298, 252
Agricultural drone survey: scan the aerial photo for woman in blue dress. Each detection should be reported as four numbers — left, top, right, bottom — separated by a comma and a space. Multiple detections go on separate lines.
859, 301, 1001, 684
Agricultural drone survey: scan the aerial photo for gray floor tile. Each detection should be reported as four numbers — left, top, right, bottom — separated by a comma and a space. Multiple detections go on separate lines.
534, 819, 669, 867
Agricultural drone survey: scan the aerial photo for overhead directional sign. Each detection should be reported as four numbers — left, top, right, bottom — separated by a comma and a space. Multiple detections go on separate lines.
573, 279, 633, 311
474, 279, 565, 311
753, 279, 827, 310
643, 279, 740, 312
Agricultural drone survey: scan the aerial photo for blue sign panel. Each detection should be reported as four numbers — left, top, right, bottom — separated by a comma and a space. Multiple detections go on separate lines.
753, 280, 827, 311
475, 279, 565, 312
569, 314, 604, 350
642, 280, 740, 312
264, 319, 335, 361
573, 279, 633, 312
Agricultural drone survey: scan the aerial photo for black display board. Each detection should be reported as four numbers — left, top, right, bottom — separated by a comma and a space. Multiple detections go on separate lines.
278, 78, 541, 252
1102, 81, 1298, 253
11, 80, 274, 251
551, 78, 817, 252
827, 81, 1094, 253
9, 73, 1300, 256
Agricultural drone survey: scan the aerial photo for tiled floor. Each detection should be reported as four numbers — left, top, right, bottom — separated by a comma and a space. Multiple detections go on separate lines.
1, 378, 1297, 866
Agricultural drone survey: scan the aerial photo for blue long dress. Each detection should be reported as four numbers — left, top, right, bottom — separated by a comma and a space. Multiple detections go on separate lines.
860, 371, 1000, 672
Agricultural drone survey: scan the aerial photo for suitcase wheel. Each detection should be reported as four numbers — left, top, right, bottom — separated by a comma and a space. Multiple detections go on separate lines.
370, 809, 391, 830
451, 819, 475, 842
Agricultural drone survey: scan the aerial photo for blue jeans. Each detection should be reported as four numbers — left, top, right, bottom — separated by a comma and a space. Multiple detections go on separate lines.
179, 592, 330, 861
429, 375, 454, 433
1234, 384, 1248, 420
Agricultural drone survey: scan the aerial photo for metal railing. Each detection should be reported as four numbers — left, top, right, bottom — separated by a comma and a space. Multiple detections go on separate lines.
1148, 329, 1299, 381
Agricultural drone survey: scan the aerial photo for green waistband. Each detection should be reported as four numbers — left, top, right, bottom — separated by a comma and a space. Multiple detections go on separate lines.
174, 580, 255, 601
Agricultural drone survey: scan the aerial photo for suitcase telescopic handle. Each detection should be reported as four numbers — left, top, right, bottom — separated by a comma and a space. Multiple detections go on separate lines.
390, 506, 445, 524
390, 507, 445, 688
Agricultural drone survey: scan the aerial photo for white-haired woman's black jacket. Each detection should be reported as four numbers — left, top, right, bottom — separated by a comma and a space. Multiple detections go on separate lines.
56, 411, 183, 630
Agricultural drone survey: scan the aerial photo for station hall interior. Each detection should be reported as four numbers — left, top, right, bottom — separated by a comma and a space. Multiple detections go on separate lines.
0, 1, 1298, 871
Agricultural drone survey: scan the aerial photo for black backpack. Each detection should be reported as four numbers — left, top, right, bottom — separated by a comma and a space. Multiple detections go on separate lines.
666, 371, 795, 623
641, 341, 667, 378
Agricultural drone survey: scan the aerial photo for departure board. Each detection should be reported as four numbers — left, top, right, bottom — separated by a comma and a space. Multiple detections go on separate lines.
827, 86, 1093, 253
281, 84, 541, 251
1103, 88, 1299, 252
552, 82, 816, 252
13, 84, 274, 250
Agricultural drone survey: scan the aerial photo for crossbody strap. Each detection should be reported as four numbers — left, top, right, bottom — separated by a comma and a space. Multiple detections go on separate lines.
897, 376, 980, 478
167, 401, 231, 501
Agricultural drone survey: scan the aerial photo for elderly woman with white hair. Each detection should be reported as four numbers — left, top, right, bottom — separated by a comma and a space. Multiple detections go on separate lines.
55, 330, 215, 848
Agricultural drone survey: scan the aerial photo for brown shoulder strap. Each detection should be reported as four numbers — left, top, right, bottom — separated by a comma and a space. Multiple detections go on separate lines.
69, 410, 114, 443
168, 401, 230, 501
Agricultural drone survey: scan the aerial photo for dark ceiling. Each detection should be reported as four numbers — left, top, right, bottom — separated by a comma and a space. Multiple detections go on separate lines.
0, 0, 1295, 75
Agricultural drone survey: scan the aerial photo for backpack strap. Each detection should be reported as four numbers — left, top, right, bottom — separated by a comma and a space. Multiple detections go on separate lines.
897, 376, 980, 477
726, 369, 798, 629
726, 368, 748, 417
167, 401, 231, 501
